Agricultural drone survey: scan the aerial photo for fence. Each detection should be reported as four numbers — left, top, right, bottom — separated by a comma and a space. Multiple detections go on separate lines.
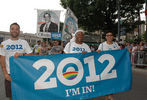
132, 49, 147, 67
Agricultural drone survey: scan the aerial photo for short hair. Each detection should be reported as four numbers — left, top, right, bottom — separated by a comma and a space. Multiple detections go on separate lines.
53, 40, 61, 45
37, 40, 41, 42
105, 30, 114, 36
10, 23, 20, 29
43, 12, 51, 18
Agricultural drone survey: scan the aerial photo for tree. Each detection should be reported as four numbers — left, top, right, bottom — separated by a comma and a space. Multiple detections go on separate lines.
120, 0, 145, 33
60, 0, 145, 35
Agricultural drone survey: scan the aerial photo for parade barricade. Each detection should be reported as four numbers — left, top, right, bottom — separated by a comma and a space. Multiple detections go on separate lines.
133, 50, 147, 67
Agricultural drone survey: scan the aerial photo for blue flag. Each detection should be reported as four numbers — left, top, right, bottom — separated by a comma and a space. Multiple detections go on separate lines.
10, 49, 132, 100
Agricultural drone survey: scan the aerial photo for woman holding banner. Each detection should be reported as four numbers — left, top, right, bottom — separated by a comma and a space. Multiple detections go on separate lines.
64, 30, 91, 54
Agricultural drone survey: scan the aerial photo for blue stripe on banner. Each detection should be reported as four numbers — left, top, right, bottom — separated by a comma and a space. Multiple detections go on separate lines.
10, 49, 132, 100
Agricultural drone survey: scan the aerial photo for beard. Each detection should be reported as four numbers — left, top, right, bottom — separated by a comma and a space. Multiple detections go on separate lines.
11, 32, 19, 38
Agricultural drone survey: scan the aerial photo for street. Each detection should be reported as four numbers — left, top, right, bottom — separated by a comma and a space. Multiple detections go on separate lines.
0, 66, 147, 100
114, 67, 147, 100
0, 65, 8, 100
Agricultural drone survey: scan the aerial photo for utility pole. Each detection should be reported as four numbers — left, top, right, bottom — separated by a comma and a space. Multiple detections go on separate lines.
137, 3, 141, 41
118, 0, 121, 42
145, 0, 147, 42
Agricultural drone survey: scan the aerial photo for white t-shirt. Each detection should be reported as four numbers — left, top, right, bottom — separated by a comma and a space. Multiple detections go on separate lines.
0, 39, 32, 74
64, 42, 91, 53
98, 41, 120, 51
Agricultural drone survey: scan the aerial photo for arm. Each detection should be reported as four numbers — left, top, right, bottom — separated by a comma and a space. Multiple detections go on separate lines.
51, 52, 61, 54
13, 52, 33, 58
82, 51, 87, 54
64, 42, 70, 54
96, 50, 101, 53
0, 56, 11, 81
97, 44, 102, 53
13, 41, 33, 58
82, 44, 91, 54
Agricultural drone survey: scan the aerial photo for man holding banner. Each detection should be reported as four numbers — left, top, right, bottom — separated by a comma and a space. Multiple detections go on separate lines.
97, 31, 120, 100
0, 23, 32, 100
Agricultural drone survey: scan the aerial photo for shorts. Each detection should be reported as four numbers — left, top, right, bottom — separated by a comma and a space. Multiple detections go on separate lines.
5, 79, 12, 97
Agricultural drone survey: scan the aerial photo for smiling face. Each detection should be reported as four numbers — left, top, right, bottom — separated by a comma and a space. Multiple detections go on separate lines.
75, 32, 84, 44
10, 24, 20, 39
105, 32, 114, 43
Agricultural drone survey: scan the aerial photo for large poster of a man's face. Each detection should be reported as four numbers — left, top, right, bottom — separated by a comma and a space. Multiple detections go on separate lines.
37, 10, 60, 38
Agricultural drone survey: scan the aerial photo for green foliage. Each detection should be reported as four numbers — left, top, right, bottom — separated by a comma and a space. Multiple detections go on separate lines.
60, 0, 145, 35
142, 32, 147, 41
125, 33, 145, 43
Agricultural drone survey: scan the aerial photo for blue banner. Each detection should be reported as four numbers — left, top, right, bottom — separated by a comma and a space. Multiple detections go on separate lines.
10, 49, 132, 100
51, 32, 62, 40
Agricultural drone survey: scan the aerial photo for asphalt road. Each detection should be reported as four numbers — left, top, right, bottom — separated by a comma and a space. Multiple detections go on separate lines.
114, 67, 147, 100
0, 66, 9, 100
0, 66, 147, 100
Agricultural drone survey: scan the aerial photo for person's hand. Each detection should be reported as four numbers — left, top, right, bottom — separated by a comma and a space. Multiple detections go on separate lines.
4, 73, 12, 82
97, 50, 101, 53
82, 51, 87, 54
13, 52, 23, 58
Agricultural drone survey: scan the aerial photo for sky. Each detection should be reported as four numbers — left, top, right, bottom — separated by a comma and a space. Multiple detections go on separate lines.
0, 0, 145, 33
0, 0, 66, 33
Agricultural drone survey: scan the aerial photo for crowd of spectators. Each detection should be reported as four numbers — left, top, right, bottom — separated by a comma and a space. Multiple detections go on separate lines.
32, 39, 147, 66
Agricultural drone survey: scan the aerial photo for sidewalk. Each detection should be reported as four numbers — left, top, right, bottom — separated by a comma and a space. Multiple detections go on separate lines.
132, 65, 147, 74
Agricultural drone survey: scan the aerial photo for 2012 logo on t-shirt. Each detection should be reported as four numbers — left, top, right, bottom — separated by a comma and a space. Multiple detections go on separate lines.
6, 44, 23, 50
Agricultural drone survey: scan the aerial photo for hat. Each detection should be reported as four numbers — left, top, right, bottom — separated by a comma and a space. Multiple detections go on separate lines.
72, 30, 84, 37
70, 29, 84, 42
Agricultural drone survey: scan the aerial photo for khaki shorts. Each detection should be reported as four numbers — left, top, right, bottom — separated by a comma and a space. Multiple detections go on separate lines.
5, 79, 12, 97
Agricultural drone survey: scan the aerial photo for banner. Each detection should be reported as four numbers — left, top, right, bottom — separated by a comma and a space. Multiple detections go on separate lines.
36, 9, 61, 38
51, 32, 62, 40
10, 49, 132, 100
62, 7, 78, 41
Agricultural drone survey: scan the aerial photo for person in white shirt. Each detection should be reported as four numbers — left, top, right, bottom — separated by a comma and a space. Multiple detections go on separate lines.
0, 23, 32, 100
97, 34, 120, 52
97, 32, 120, 52
97, 31, 120, 100
64, 30, 91, 54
